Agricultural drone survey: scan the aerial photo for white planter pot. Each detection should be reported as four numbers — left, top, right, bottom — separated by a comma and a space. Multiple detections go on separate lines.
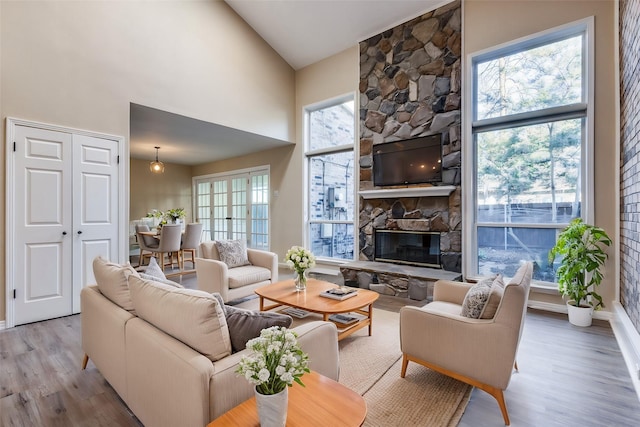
566, 302, 593, 327
255, 386, 288, 427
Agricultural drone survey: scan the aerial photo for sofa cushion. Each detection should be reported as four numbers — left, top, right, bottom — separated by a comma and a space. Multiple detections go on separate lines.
139, 273, 183, 288
128, 275, 232, 361
215, 240, 250, 268
480, 275, 505, 319
211, 293, 293, 352
460, 277, 493, 319
227, 265, 272, 289
93, 256, 139, 312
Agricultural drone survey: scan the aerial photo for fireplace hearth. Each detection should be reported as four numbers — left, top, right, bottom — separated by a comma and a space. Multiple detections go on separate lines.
374, 229, 441, 268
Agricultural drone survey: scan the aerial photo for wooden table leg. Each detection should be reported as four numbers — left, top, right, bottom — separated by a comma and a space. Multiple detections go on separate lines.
368, 304, 373, 336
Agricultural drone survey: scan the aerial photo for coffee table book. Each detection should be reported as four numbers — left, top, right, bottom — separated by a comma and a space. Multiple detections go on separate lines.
319, 288, 358, 301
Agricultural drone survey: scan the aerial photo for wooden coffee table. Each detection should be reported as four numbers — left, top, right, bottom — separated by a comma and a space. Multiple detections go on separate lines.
255, 278, 379, 341
206, 371, 366, 426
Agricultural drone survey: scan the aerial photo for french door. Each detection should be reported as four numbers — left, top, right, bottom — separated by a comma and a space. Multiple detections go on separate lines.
194, 168, 269, 249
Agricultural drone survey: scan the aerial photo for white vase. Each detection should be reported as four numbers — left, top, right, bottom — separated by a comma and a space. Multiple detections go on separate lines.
255, 387, 288, 427
567, 301, 593, 327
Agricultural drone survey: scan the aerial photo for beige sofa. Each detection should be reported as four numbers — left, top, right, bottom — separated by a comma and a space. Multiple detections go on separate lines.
195, 241, 279, 302
81, 261, 339, 427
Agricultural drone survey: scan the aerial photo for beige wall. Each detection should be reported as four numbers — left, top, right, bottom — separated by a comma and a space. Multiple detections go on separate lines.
129, 158, 194, 222
0, 0, 295, 322
191, 46, 360, 260
464, 0, 617, 309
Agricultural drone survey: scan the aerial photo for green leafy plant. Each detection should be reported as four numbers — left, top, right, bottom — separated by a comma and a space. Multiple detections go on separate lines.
165, 208, 186, 222
548, 218, 611, 309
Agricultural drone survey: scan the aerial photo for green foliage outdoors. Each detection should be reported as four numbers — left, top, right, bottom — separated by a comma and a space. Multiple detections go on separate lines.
548, 218, 611, 309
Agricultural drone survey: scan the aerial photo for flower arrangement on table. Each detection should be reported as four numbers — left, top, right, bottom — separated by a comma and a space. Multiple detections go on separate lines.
284, 246, 316, 291
165, 207, 186, 223
145, 208, 186, 228
236, 326, 310, 395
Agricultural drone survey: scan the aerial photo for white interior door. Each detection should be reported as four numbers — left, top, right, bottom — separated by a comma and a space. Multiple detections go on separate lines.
13, 125, 73, 325
72, 134, 119, 313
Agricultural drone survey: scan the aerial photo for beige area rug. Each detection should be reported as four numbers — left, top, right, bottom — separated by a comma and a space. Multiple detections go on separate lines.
233, 297, 471, 426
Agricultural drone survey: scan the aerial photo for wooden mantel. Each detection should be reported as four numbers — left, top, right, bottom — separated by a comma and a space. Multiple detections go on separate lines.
359, 185, 456, 199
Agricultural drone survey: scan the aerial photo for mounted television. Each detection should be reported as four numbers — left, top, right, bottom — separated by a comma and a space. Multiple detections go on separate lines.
373, 134, 442, 186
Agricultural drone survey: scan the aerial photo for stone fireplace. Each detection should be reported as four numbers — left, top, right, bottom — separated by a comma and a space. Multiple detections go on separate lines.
374, 229, 441, 268
357, 0, 462, 272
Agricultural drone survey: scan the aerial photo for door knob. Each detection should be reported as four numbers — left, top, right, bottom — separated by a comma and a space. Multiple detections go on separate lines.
77, 230, 83, 234
62, 231, 67, 236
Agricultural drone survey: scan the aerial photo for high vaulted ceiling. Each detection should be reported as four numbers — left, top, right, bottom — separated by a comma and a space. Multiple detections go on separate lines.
131, 0, 448, 165
225, 0, 447, 70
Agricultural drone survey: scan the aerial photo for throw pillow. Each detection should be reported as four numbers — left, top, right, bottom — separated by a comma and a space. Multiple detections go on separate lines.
144, 257, 165, 280
215, 240, 250, 268
480, 274, 505, 319
211, 293, 293, 352
93, 256, 139, 312
139, 273, 184, 288
460, 277, 494, 319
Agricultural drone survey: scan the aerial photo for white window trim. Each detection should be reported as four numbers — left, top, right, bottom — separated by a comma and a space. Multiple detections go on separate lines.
192, 165, 271, 249
463, 17, 595, 287
303, 92, 357, 263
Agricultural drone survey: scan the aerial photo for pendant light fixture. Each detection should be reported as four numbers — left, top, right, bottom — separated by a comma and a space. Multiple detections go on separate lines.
149, 146, 165, 173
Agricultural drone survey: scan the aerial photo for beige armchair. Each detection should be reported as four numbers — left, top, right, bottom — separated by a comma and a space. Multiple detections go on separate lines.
399, 262, 533, 426
195, 241, 279, 302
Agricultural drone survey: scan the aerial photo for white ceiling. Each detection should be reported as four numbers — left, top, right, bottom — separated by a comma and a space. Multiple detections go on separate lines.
130, 0, 447, 165
226, 0, 448, 70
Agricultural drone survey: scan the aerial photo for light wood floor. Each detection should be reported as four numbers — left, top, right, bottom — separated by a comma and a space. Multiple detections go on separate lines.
2, 275, 639, 426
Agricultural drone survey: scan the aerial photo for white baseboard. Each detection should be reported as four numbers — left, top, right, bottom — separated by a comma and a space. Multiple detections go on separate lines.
610, 302, 640, 401
0, 320, 5, 330
526, 300, 613, 320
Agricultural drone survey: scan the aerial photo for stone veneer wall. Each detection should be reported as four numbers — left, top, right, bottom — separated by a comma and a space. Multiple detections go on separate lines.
358, 0, 462, 272
619, 0, 640, 332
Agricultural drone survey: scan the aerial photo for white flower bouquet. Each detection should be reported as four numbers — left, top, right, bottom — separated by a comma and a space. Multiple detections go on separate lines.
284, 246, 316, 276
236, 326, 310, 395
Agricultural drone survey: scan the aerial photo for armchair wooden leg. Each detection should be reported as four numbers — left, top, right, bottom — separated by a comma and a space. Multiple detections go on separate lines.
82, 354, 89, 370
401, 354, 409, 378
401, 354, 511, 425
514, 361, 519, 372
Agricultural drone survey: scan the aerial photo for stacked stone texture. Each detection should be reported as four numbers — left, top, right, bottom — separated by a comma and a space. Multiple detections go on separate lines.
358, 0, 462, 272
619, 0, 640, 332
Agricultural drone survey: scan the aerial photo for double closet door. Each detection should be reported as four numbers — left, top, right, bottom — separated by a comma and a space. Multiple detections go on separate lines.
8, 120, 122, 326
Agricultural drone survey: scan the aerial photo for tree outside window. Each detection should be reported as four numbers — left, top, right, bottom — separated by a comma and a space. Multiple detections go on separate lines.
469, 22, 591, 284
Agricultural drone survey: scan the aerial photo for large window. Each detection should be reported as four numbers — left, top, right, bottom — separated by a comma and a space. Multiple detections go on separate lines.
305, 96, 356, 261
466, 19, 593, 285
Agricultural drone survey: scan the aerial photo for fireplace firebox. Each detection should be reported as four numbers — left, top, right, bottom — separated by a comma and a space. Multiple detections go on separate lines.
374, 230, 441, 268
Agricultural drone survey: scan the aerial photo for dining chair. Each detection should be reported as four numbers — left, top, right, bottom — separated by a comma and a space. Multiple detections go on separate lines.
135, 224, 159, 267
180, 223, 204, 270
155, 224, 183, 271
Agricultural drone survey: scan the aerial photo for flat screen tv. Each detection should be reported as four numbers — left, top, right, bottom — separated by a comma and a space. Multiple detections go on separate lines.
373, 134, 442, 186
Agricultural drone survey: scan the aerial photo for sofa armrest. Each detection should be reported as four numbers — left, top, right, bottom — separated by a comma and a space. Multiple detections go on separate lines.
81, 285, 135, 400
246, 249, 279, 282
400, 305, 517, 389
433, 280, 474, 304
195, 258, 230, 301
208, 320, 339, 420
294, 321, 339, 381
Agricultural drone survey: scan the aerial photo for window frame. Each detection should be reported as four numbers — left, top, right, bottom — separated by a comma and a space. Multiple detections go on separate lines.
303, 93, 357, 264
463, 17, 595, 288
